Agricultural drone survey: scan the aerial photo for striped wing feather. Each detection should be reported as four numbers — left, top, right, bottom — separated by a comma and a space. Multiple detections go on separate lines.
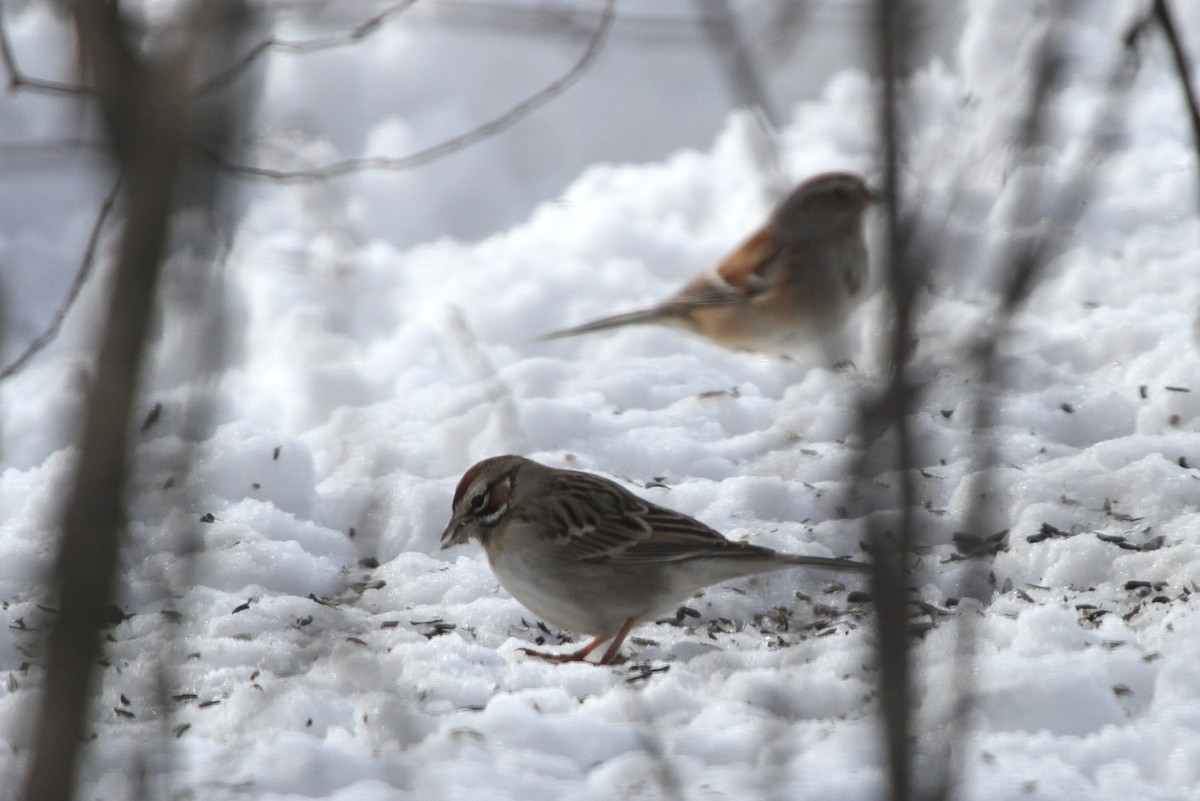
535, 471, 776, 564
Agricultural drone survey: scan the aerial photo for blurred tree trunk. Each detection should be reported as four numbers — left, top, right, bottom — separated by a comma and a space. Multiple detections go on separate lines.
20, 3, 249, 800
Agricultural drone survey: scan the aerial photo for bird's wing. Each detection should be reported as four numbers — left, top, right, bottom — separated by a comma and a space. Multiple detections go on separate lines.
536, 228, 786, 341
614, 503, 781, 563
666, 228, 781, 310
531, 472, 774, 564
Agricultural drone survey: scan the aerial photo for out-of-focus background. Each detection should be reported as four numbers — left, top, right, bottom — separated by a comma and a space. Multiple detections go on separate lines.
1, 2, 1199, 800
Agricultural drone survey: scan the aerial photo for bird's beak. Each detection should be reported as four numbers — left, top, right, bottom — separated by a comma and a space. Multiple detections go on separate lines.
440, 515, 468, 549
866, 185, 885, 204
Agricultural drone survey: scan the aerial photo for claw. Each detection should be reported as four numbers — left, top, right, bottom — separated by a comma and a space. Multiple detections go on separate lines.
515, 616, 637, 665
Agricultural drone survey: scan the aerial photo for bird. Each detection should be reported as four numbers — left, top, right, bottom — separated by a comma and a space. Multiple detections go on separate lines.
440, 455, 869, 665
537, 171, 878, 351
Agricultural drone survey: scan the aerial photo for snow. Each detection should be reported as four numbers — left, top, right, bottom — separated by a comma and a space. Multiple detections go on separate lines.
2, 0, 1200, 799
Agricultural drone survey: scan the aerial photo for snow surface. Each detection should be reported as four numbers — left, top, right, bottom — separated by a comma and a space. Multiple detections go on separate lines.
2, 1, 1200, 799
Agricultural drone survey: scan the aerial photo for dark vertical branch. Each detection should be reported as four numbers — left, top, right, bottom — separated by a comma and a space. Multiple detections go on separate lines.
997, 0, 1135, 319
942, 24, 1076, 801
695, 0, 786, 199
869, 1, 918, 800
930, 5, 1142, 801
1149, 0, 1200, 211
147, 6, 259, 797
19, 2, 242, 799
695, 0, 780, 128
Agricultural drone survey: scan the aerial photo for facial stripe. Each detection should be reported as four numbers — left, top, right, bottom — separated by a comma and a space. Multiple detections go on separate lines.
453, 458, 497, 507
469, 473, 511, 527
481, 500, 507, 526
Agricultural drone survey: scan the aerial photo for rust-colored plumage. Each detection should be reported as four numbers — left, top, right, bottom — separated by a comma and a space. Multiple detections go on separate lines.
539, 172, 878, 351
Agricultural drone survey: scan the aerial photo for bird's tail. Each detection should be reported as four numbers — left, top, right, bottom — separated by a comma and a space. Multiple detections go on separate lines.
535, 305, 675, 342
780, 554, 872, 573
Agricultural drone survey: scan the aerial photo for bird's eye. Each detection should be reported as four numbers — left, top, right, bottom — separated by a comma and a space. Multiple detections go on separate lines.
469, 491, 489, 513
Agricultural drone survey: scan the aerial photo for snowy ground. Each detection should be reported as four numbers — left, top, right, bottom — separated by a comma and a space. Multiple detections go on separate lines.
2, 1, 1200, 799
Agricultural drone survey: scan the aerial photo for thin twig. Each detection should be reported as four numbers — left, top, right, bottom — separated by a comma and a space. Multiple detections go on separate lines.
695, 0, 785, 201
695, 0, 779, 126
188, 0, 418, 98
1149, 0, 1200, 211
999, 0, 1138, 318
0, 1, 615, 387
204, 0, 617, 182
445, 306, 527, 456
996, 2, 1073, 311
931, 7, 1143, 801
0, 174, 123, 381
0, 6, 91, 96
931, 12, 1075, 800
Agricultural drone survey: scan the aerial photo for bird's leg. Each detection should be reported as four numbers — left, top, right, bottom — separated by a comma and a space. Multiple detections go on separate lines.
518, 616, 637, 665
598, 617, 637, 665
519, 635, 609, 664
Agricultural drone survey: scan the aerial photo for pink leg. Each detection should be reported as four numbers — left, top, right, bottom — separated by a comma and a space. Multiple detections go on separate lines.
519, 636, 608, 664
518, 616, 637, 665
598, 616, 637, 665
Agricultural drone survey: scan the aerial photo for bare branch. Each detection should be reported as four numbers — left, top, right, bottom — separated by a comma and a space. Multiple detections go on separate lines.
867, 1, 921, 799
1149, 0, 1200, 210
19, 1, 248, 798
0, 175, 121, 381
189, 0, 418, 98
919, 11, 1080, 795
931, 7, 1144, 801
205, 0, 617, 182
695, 0, 786, 200
0, 0, 614, 388
0, 6, 91, 96
695, 0, 779, 126
446, 307, 528, 456
998, 0, 1139, 319
993, 4, 1072, 313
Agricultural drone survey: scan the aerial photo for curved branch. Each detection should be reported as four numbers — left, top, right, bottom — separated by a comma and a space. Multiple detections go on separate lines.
0, 6, 91, 96
1, 1, 421, 100
205, 0, 617, 182
189, 0, 419, 99
0, 175, 122, 381
0, 0, 617, 381
1149, 0, 1200, 210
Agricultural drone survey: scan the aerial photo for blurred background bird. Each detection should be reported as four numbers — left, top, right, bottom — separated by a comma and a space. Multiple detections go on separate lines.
539, 171, 879, 351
